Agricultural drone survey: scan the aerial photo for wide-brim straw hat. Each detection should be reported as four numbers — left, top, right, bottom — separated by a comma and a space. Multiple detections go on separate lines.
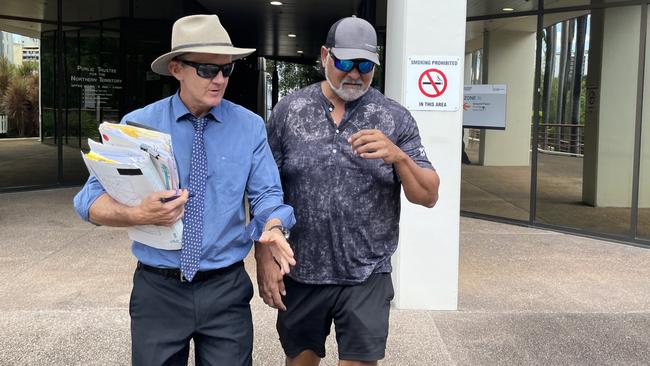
151, 14, 256, 76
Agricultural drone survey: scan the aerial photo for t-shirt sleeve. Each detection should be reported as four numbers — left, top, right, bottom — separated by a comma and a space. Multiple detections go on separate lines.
396, 109, 435, 171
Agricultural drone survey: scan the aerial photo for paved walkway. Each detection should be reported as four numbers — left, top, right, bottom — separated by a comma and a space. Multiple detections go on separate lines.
2, 188, 650, 365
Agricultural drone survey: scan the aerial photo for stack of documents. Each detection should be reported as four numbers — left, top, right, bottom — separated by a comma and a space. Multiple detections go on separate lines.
82, 122, 182, 250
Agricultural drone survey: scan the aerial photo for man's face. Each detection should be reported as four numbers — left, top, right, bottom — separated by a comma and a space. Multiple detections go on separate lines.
321, 46, 374, 102
169, 53, 233, 114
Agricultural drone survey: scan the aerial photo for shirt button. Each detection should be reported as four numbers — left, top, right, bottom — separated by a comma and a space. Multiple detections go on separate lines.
332, 149, 337, 153
335, 129, 339, 134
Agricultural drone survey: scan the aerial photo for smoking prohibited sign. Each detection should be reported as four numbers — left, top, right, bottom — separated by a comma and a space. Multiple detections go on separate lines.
406, 56, 460, 111
418, 68, 447, 98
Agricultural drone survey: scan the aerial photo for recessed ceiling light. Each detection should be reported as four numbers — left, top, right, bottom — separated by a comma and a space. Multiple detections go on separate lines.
288, 33, 296, 38
502, 7, 514, 12
297, 50, 303, 54
270, 1, 283, 5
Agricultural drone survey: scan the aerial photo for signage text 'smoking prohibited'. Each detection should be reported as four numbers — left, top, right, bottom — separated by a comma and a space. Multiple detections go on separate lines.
406, 56, 460, 111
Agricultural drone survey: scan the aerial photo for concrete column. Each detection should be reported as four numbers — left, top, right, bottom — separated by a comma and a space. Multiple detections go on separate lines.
385, 0, 465, 310
582, 7, 641, 207
479, 30, 536, 166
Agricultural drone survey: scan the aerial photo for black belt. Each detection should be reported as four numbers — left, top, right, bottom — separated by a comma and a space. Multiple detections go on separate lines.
137, 261, 243, 282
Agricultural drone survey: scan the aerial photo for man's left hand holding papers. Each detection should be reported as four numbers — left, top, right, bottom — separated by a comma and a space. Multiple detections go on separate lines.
88, 189, 189, 227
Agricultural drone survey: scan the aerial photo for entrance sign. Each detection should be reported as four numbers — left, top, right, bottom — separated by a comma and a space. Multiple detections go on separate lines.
462, 84, 507, 129
406, 56, 460, 111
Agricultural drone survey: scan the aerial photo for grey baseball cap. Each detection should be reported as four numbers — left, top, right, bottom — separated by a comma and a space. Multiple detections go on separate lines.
325, 16, 380, 65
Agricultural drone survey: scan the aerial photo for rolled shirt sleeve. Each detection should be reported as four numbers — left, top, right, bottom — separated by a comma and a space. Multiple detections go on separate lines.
244, 117, 295, 241
73, 175, 106, 222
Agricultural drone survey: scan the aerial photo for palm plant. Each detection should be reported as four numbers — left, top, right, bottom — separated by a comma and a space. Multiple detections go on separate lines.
1, 58, 39, 137
0, 57, 16, 112
16, 60, 38, 77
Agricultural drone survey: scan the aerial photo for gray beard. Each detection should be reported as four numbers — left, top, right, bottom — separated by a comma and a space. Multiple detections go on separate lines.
324, 66, 372, 102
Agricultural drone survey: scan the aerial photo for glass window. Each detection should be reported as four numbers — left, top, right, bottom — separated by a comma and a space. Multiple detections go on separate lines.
535, 7, 641, 236
61, 23, 124, 185
0, 22, 57, 189
461, 17, 537, 221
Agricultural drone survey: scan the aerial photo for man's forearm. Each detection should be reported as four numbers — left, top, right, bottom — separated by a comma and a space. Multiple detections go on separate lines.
254, 241, 273, 260
255, 217, 283, 260
395, 154, 440, 208
263, 217, 282, 231
88, 193, 142, 227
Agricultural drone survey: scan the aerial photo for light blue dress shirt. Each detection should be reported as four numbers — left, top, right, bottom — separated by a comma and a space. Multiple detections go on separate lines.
74, 92, 295, 270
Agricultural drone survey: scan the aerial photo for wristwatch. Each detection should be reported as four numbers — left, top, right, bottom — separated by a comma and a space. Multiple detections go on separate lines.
269, 224, 290, 239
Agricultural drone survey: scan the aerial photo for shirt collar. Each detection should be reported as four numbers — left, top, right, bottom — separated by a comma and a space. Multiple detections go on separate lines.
171, 90, 222, 123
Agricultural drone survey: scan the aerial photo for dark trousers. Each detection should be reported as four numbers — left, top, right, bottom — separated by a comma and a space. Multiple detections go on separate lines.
129, 262, 254, 366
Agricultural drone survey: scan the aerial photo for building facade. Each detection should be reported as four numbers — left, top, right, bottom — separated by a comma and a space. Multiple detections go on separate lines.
0, 31, 12, 61
1, 0, 650, 309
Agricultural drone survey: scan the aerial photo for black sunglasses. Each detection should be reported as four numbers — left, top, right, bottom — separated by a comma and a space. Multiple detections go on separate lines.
178, 59, 235, 78
330, 52, 375, 74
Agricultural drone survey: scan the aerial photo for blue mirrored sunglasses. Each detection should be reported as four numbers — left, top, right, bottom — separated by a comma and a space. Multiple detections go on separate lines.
179, 59, 235, 78
330, 53, 375, 74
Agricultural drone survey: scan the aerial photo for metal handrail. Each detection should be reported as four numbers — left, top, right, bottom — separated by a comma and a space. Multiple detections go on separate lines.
537, 123, 584, 156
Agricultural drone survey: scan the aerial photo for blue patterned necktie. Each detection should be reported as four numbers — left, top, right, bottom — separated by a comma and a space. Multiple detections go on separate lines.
180, 115, 208, 282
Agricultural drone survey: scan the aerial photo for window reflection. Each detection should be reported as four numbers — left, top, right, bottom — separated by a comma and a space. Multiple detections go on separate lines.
0, 26, 56, 189
536, 7, 639, 236
461, 17, 536, 221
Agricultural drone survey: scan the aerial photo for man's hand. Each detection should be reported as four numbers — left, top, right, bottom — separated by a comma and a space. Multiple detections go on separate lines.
256, 228, 296, 275
348, 129, 407, 164
349, 129, 440, 208
255, 246, 287, 311
132, 189, 189, 227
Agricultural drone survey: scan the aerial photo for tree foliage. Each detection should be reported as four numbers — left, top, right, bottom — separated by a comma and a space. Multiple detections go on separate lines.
0, 57, 16, 108
16, 60, 38, 77
267, 60, 322, 98
0, 56, 39, 137
538, 16, 589, 154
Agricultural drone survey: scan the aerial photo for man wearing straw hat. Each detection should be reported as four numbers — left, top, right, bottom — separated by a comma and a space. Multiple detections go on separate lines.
74, 14, 295, 366
256, 16, 439, 366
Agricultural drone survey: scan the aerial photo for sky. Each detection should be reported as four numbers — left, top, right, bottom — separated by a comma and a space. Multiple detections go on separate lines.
11, 33, 39, 46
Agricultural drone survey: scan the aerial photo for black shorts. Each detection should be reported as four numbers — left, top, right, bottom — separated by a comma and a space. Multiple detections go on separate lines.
277, 273, 394, 362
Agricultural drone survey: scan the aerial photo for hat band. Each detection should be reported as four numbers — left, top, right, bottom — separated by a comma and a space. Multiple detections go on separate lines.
171, 42, 234, 52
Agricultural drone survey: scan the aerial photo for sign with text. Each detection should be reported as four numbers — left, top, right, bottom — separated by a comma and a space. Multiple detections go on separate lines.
406, 56, 461, 111
70, 65, 123, 109
462, 84, 507, 129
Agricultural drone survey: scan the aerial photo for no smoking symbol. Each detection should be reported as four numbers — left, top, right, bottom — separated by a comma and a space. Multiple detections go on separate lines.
418, 68, 447, 98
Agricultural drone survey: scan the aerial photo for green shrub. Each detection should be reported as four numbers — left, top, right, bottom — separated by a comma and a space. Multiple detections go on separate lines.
2, 72, 39, 137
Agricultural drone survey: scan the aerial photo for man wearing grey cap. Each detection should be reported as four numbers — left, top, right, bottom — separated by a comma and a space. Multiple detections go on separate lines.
257, 16, 440, 366
74, 14, 296, 365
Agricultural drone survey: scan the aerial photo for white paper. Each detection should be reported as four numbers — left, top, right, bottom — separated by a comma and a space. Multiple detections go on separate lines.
83, 134, 183, 250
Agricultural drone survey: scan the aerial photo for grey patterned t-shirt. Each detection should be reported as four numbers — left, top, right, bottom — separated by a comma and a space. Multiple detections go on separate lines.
267, 82, 434, 285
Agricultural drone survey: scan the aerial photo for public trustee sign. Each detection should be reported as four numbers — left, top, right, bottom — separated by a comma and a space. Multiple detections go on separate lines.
406, 55, 461, 111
